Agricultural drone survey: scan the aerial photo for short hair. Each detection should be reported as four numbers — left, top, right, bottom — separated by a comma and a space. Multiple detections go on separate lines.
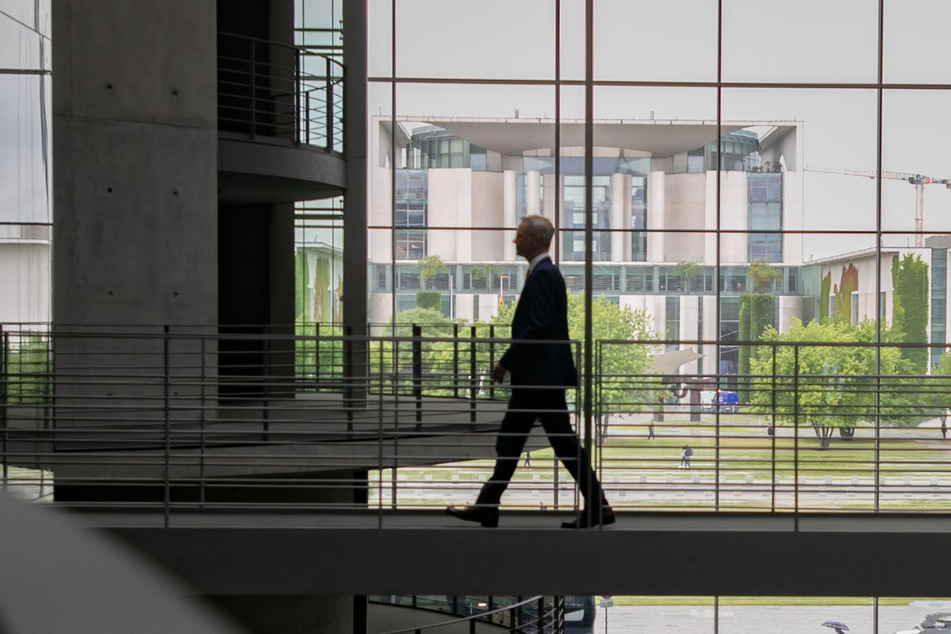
521, 215, 554, 248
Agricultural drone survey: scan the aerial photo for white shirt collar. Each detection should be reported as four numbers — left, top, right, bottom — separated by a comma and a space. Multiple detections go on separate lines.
527, 252, 550, 276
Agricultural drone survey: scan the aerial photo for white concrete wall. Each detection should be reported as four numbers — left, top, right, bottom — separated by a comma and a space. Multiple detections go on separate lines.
369, 166, 392, 261
778, 295, 802, 334
610, 173, 631, 262
471, 171, 505, 261
718, 170, 749, 265
663, 173, 706, 263
479, 294, 502, 322
647, 172, 666, 262
427, 169, 472, 262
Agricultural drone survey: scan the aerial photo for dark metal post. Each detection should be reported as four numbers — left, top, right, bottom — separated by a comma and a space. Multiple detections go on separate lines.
489, 323, 496, 399
793, 345, 800, 527
163, 325, 171, 528
771, 344, 777, 511
1, 326, 8, 492
200, 336, 207, 506
413, 324, 422, 428
295, 49, 302, 144
263, 325, 270, 440
470, 325, 477, 426
453, 323, 459, 398
249, 38, 257, 139
326, 57, 334, 150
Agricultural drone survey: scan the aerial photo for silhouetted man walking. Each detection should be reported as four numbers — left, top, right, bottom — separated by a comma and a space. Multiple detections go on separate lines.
446, 216, 614, 529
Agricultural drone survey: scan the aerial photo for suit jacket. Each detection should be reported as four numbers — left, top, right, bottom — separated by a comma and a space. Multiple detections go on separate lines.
498, 257, 579, 388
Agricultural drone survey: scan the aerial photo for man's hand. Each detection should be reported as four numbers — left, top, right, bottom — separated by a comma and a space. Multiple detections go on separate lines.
492, 362, 508, 384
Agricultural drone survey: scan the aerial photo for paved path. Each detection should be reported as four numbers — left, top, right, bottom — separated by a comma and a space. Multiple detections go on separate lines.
596, 601, 951, 633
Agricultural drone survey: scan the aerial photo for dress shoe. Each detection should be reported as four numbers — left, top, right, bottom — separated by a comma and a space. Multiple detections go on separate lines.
446, 505, 499, 527
561, 507, 616, 529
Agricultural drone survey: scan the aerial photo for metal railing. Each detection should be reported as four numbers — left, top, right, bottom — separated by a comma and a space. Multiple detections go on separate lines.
218, 32, 344, 152
3, 325, 951, 520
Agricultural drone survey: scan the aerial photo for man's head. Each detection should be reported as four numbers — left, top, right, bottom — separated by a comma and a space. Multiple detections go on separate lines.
514, 215, 554, 261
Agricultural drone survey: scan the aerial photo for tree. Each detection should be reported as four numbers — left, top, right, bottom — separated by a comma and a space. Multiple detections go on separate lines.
416, 255, 447, 290
469, 263, 501, 291
748, 319, 902, 449
747, 261, 781, 294
673, 260, 701, 293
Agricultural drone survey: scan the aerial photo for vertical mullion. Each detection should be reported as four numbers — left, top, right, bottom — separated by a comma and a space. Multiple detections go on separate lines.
390, 0, 398, 330
554, 0, 561, 264
714, 0, 724, 512
582, 0, 594, 498
873, 0, 885, 512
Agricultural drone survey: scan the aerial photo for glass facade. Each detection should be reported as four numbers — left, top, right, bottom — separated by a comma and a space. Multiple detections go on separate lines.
0, 1, 51, 325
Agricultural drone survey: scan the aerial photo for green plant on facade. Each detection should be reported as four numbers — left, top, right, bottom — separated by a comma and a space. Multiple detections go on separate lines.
737, 293, 775, 397
891, 253, 929, 373
819, 272, 832, 322
416, 255, 447, 290
831, 264, 859, 323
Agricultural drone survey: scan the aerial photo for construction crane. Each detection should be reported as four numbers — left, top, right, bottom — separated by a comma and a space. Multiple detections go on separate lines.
805, 165, 951, 247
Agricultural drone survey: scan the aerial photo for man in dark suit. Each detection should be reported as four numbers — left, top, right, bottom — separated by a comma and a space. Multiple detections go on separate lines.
447, 215, 614, 529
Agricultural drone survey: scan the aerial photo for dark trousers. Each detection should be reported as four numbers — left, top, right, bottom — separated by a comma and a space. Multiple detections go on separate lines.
475, 387, 606, 508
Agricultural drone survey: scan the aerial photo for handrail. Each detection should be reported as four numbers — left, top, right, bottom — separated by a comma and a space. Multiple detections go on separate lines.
3, 324, 951, 520
217, 31, 343, 152
374, 595, 548, 634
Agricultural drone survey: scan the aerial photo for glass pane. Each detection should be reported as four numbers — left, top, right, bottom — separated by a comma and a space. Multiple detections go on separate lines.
594, 0, 717, 82
721, 0, 879, 83
0, 74, 50, 224
884, 0, 951, 84
0, 14, 47, 71
559, 0, 585, 82
881, 90, 951, 238
722, 89, 878, 254
367, 0, 393, 77
394, 0, 555, 80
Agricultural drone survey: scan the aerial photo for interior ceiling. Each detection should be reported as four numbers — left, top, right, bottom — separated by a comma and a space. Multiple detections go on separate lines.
398, 118, 794, 157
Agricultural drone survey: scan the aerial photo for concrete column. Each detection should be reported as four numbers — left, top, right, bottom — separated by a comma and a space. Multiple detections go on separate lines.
526, 170, 541, 217
503, 170, 517, 261
647, 172, 666, 262
610, 173, 629, 262
53, 0, 218, 327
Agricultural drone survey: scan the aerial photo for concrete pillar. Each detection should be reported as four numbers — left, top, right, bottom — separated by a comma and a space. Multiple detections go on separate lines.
53, 0, 219, 327
647, 171, 665, 262
503, 170, 517, 261
526, 170, 541, 217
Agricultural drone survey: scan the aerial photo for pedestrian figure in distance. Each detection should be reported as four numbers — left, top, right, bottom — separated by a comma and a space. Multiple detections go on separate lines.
648, 422, 655, 439
523, 451, 531, 467
942, 418, 947, 439
680, 444, 693, 470
446, 215, 614, 529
